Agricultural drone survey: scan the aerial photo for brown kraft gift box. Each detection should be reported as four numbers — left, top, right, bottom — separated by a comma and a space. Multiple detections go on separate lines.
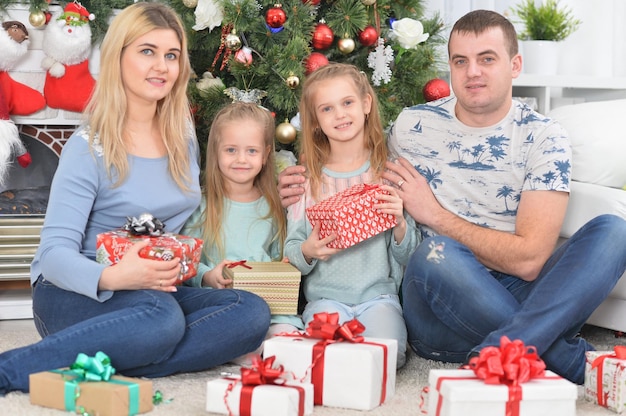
29, 369, 153, 416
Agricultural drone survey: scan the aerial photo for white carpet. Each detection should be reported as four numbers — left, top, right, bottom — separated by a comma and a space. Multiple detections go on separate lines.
0, 319, 620, 415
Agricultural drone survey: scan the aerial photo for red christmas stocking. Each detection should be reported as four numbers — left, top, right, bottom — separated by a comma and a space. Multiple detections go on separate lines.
43, 60, 95, 113
0, 71, 46, 116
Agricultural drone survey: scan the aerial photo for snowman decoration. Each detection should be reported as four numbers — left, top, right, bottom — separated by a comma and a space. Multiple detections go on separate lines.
41, 2, 96, 113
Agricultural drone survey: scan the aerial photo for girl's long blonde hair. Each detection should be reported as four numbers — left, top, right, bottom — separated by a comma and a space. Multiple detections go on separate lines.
83, 2, 193, 190
299, 63, 388, 200
200, 102, 286, 261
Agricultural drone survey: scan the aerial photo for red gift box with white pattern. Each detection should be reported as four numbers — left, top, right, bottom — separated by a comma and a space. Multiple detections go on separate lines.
95, 230, 203, 283
305, 183, 397, 249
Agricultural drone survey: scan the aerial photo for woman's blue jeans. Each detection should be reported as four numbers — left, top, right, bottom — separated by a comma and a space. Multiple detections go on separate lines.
402, 214, 626, 385
0, 280, 270, 394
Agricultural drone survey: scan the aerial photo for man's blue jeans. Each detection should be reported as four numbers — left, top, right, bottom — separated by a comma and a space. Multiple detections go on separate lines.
0, 279, 270, 394
402, 214, 626, 385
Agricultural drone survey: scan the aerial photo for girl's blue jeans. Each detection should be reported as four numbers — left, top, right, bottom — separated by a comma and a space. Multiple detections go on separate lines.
0, 281, 270, 394
401, 214, 626, 385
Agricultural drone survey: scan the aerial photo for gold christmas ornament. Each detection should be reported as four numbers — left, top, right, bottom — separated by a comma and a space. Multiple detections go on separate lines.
338, 36, 356, 54
361, 0, 377, 5
286, 74, 300, 89
28, 10, 47, 28
224, 31, 242, 51
183, 0, 199, 7
276, 119, 297, 144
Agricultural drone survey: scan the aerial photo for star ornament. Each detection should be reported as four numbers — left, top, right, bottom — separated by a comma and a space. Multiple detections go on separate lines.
223, 87, 267, 104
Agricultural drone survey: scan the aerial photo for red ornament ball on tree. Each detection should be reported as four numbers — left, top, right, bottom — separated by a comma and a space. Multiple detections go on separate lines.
423, 78, 451, 102
312, 23, 334, 50
358, 26, 378, 47
302, 0, 321, 5
265, 6, 287, 29
305, 52, 329, 75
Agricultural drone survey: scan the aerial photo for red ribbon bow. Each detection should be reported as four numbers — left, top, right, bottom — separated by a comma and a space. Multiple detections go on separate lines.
590, 345, 626, 407
344, 183, 380, 198
302, 312, 388, 406
305, 312, 365, 343
240, 355, 286, 386
225, 355, 305, 416
469, 336, 546, 416
227, 260, 252, 269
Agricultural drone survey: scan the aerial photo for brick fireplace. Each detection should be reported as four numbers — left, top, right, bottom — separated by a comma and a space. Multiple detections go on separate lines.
0, 125, 73, 214
0, 3, 88, 318
0, 124, 75, 320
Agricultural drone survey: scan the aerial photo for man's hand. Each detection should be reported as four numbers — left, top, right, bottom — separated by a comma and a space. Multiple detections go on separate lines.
382, 157, 568, 281
278, 165, 306, 208
382, 157, 444, 227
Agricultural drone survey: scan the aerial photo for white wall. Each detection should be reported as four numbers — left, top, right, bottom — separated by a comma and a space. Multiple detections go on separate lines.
422, 0, 626, 78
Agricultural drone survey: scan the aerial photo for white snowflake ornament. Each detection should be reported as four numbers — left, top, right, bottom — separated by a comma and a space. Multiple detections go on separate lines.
367, 38, 394, 86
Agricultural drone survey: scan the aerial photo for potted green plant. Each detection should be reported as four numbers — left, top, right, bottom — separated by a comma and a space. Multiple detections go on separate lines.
510, 0, 582, 75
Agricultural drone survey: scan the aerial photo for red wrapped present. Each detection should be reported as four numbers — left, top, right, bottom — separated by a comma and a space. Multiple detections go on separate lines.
95, 215, 202, 283
584, 347, 626, 413
428, 337, 577, 416
263, 313, 397, 411
305, 183, 397, 249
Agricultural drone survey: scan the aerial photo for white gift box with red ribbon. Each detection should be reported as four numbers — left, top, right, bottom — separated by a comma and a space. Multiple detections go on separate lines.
205, 377, 313, 416
427, 369, 576, 416
305, 183, 397, 249
584, 348, 626, 413
263, 335, 397, 411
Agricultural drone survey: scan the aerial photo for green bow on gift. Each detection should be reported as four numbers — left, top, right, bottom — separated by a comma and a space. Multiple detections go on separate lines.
68, 351, 116, 382
52, 351, 140, 416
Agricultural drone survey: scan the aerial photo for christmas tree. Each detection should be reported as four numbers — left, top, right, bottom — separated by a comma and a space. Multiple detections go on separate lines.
5, 0, 446, 160
172, 0, 446, 156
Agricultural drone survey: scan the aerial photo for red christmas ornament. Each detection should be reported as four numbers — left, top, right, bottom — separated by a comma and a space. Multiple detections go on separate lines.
358, 26, 378, 47
312, 22, 333, 50
265, 5, 287, 29
302, 0, 321, 5
423, 78, 451, 102
305, 52, 329, 75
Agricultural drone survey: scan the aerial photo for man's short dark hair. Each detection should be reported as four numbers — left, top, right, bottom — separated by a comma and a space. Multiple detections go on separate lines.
449, 9, 519, 58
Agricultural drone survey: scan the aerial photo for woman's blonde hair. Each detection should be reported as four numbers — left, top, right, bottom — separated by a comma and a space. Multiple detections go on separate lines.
84, 2, 193, 190
299, 63, 387, 199
200, 102, 286, 261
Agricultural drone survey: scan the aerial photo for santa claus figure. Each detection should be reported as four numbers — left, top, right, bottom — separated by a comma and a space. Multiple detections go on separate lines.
41, 2, 96, 113
0, 20, 41, 180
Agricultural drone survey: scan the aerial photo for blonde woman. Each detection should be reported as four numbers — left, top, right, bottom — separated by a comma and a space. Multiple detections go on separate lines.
0, 2, 269, 394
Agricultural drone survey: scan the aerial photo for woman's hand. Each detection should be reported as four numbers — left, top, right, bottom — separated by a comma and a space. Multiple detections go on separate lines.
202, 260, 235, 289
99, 240, 181, 292
301, 221, 341, 263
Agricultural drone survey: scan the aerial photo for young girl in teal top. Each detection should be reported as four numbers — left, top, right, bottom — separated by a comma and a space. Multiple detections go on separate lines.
284, 63, 421, 368
182, 102, 303, 345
